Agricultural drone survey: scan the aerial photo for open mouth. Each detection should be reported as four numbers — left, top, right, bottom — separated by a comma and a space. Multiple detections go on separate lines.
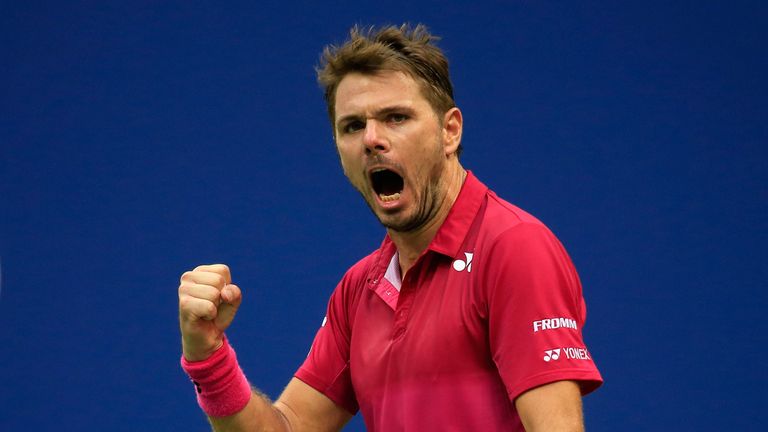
370, 168, 404, 202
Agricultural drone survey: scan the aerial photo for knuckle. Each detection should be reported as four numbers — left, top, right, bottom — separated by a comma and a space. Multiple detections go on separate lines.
178, 282, 190, 294
213, 264, 231, 279
205, 302, 218, 317
178, 296, 192, 311
179, 271, 192, 283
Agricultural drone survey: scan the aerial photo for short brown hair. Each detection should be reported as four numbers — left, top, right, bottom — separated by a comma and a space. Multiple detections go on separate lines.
317, 23, 456, 125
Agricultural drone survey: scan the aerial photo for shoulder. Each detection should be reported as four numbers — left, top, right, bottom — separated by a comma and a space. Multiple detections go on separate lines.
339, 248, 380, 286
472, 192, 583, 316
480, 190, 559, 247
329, 247, 382, 307
476, 191, 578, 291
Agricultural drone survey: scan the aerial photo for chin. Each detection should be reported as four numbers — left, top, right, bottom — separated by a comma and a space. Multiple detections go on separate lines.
378, 213, 423, 233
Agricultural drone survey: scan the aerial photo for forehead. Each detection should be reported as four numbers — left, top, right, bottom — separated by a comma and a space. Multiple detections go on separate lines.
334, 71, 430, 119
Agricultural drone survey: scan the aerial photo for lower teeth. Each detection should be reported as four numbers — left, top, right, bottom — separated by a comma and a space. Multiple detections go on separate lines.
379, 192, 401, 202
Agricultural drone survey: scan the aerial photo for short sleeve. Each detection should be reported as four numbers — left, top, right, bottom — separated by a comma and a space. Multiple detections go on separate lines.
294, 277, 359, 414
484, 223, 603, 401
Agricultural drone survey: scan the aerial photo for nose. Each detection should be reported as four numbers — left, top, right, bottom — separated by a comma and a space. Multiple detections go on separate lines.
363, 120, 389, 155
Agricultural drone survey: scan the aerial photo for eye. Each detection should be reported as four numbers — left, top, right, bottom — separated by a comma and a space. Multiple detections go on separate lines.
342, 120, 365, 134
388, 113, 408, 124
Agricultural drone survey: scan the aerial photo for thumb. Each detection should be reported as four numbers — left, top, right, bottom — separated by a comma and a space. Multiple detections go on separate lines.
215, 283, 242, 331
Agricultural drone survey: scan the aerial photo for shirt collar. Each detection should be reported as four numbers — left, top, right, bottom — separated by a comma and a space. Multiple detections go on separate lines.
427, 170, 488, 258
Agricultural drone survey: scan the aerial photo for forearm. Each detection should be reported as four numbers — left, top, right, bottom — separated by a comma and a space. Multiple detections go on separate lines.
208, 389, 290, 432
522, 418, 583, 432
516, 381, 584, 432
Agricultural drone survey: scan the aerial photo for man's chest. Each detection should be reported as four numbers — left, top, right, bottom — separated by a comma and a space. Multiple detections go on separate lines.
348, 256, 498, 396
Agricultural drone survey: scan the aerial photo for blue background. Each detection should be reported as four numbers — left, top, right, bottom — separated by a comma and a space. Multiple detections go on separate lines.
2, 1, 766, 430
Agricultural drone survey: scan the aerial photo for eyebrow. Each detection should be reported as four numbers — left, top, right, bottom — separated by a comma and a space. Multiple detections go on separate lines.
336, 105, 416, 129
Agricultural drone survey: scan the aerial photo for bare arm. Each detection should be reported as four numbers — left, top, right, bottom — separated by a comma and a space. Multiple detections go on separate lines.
208, 378, 352, 432
179, 264, 352, 432
515, 380, 584, 432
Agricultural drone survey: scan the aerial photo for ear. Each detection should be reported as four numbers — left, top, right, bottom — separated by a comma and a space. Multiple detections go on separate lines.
441, 107, 463, 157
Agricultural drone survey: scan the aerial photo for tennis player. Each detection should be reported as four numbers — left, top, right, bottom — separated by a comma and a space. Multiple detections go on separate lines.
179, 24, 602, 431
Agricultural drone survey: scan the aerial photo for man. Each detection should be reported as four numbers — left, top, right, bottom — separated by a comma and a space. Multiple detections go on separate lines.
178, 24, 602, 431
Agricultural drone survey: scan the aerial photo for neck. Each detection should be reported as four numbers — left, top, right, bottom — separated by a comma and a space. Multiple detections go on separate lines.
389, 163, 466, 277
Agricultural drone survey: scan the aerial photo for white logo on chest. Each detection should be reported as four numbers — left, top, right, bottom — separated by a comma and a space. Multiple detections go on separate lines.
452, 252, 474, 272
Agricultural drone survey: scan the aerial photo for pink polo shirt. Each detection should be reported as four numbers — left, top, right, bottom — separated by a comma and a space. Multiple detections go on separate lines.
296, 172, 602, 431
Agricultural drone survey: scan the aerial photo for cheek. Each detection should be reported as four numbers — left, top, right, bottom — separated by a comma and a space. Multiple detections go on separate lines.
412, 136, 443, 167
335, 145, 353, 169
337, 153, 363, 184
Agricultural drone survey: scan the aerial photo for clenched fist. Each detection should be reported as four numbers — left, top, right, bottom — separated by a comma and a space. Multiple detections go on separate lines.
178, 264, 242, 362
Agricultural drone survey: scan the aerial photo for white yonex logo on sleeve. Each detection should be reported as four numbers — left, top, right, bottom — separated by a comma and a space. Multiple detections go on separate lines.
452, 252, 474, 272
543, 347, 592, 362
543, 349, 561, 362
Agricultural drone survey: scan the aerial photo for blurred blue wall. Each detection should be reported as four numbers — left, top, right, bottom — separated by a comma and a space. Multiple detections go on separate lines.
1, 2, 766, 430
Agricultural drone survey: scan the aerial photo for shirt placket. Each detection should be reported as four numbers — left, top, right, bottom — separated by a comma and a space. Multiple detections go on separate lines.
391, 255, 428, 340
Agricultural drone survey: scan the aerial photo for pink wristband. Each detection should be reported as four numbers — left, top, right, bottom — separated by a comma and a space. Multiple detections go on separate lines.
180, 337, 252, 417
